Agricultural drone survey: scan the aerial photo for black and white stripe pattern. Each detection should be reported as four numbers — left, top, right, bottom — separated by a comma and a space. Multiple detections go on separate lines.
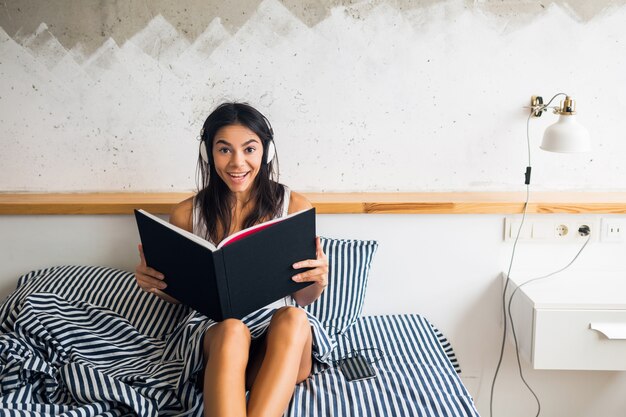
0, 265, 335, 415
0, 265, 214, 416
285, 315, 479, 417
1, 291, 207, 416
0, 265, 188, 338
305, 238, 379, 333
1, 265, 335, 363
431, 324, 461, 374
1, 265, 468, 417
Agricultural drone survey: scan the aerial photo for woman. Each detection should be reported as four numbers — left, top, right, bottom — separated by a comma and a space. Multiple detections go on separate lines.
134, 102, 330, 417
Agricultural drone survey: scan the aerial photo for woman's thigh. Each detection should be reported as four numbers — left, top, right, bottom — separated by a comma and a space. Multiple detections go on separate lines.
245, 307, 313, 387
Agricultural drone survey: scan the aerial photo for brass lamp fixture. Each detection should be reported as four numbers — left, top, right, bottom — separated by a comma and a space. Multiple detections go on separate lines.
529, 95, 591, 153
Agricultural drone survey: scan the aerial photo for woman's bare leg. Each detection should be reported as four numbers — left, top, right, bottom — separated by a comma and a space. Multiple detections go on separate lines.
203, 319, 251, 417
246, 307, 313, 417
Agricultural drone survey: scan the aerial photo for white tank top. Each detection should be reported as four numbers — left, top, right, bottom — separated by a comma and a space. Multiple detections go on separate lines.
192, 185, 296, 310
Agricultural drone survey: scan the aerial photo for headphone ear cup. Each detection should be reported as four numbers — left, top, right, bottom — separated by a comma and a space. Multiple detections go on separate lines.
265, 140, 276, 164
200, 141, 210, 165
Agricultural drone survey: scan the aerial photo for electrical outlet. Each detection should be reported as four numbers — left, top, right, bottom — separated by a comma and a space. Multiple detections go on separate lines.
555, 224, 569, 237
601, 218, 625, 243
505, 216, 599, 243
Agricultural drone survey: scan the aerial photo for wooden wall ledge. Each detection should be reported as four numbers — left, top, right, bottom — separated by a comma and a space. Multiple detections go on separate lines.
2, 192, 626, 214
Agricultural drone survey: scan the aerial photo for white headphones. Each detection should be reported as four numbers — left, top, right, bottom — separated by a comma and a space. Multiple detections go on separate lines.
199, 137, 275, 166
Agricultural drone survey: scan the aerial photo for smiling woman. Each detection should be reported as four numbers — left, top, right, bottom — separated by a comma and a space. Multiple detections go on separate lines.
195, 102, 283, 244
134, 102, 333, 417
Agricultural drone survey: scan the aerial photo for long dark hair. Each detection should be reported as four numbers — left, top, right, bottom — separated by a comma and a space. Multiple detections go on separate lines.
196, 102, 284, 243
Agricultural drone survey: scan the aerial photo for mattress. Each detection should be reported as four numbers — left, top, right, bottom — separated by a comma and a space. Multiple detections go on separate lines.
286, 314, 479, 417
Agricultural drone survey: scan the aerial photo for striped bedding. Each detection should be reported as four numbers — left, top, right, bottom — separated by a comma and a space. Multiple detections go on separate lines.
0, 266, 478, 417
287, 315, 479, 417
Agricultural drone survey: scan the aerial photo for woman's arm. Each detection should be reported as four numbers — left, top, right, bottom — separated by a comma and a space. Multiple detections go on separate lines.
134, 197, 194, 304
289, 192, 328, 307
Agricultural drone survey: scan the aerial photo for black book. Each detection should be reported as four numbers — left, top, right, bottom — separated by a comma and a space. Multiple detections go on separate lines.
134, 207, 316, 321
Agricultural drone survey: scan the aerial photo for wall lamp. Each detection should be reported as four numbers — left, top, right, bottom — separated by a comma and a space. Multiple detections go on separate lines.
529, 94, 591, 153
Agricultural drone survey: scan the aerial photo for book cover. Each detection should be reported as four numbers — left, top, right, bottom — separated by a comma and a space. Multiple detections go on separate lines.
134, 208, 316, 321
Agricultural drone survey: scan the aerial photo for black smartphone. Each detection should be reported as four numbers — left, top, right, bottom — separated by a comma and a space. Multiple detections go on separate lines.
339, 354, 377, 382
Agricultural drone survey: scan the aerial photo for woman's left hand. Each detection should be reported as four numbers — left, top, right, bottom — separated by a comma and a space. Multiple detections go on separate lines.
292, 236, 328, 289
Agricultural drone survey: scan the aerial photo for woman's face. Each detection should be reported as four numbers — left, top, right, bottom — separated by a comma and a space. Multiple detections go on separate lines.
212, 124, 264, 198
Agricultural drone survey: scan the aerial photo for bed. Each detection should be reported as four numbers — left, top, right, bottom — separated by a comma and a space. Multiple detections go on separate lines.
0, 238, 480, 417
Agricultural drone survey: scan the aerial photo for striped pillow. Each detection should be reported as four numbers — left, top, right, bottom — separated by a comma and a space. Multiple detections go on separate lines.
304, 237, 378, 334
0, 265, 189, 337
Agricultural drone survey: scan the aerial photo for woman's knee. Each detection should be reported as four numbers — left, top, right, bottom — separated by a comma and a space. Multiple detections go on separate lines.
269, 307, 310, 340
272, 307, 310, 328
203, 319, 251, 356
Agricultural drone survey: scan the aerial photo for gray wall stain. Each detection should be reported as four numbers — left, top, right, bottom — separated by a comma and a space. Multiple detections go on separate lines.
1, 0, 624, 53
0, 0, 263, 52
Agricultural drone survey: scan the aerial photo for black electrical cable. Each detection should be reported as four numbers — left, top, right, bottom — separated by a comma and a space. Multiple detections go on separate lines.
489, 178, 530, 417
326, 325, 385, 368
489, 111, 532, 417
490, 92, 569, 417
506, 234, 591, 417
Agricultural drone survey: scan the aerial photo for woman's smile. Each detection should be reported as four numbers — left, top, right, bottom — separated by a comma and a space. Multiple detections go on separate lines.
227, 171, 250, 184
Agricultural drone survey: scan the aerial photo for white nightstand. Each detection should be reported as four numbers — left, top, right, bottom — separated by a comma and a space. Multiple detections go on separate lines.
504, 271, 626, 371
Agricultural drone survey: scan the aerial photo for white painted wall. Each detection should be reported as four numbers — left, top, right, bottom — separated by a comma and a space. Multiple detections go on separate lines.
1, 213, 626, 417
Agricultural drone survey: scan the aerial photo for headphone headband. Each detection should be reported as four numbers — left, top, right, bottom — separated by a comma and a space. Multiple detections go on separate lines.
261, 114, 274, 141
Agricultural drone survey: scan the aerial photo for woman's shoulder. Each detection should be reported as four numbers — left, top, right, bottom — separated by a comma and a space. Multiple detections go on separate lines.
287, 190, 313, 214
169, 196, 194, 232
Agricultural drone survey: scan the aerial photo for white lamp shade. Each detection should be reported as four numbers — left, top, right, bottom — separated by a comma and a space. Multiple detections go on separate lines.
540, 114, 591, 153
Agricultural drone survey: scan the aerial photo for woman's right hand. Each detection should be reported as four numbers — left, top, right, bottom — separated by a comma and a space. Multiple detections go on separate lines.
135, 244, 179, 304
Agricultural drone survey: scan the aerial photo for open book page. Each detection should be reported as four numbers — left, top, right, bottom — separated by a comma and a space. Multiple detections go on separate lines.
137, 209, 217, 251
217, 208, 311, 249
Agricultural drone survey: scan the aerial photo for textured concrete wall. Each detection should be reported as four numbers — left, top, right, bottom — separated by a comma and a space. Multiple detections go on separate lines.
2, 1, 623, 53
2, 0, 626, 192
